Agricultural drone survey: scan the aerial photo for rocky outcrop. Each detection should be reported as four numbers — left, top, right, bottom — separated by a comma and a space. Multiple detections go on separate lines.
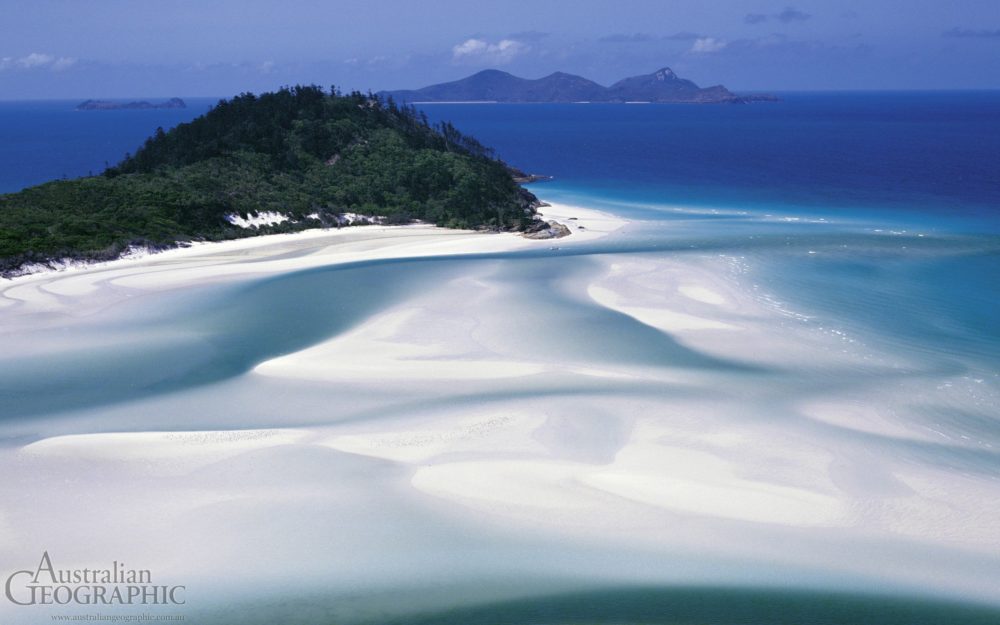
523, 220, 572, 240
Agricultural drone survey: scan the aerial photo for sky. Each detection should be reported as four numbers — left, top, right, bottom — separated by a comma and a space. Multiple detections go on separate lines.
1, 0, 999, 99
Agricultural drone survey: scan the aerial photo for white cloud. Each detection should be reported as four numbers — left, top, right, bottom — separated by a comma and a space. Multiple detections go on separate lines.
690, 37, 727, 53
258, 60, 276, 74
452, 38, 528, 64
51, 57, 77, 71
0, 52, 77, 72
19, 52, 54, 68
453, 39, 488, 57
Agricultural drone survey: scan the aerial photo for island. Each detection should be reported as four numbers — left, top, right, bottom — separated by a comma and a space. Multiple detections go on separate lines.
76, 98, 188, 110
1, 86, 540, 276
381, 67, 777, 104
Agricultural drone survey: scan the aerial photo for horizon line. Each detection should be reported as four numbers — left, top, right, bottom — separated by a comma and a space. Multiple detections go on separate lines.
4, 87, 1000, 103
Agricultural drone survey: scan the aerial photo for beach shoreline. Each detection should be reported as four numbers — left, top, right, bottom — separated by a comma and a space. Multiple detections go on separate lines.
0, 201, 626, 314
1, 203, 623, 284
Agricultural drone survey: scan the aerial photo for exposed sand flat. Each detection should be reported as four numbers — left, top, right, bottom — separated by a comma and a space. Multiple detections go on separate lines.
247, 249, 994, 558
679, 284, 727, 305
2, 199, 1000, 619
323, 412, 549, 464
882, 468, 1000, 548
588, 285, 738, 331
348, 406, 847, 529
413, 460, 597, 511
580, 440, 844, 527
534, 204, 627, 242
252, 273, 643, 384
254, 307, 551, 382
0, 512, 13, 550
23, 429, 307, 473
800, 400, 936, 443
411, 444, 843, 527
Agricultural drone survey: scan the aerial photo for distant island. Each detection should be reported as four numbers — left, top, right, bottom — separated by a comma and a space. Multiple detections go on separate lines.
1, 87, 540, 276
381, 67, 777, 104
76, 98, 187, 110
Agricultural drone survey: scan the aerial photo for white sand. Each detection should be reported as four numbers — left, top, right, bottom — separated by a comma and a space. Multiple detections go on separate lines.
579, 428, 844, 527
224, 211, 291, 228
534, 204, 627, 242
679, 284, 727, 305
2, 200, 999, 614
254, 307, 552, 382
323, 412, 549, 464
0, 203, 624, 313
23, 429, 307, 475
587, 285, 738, 331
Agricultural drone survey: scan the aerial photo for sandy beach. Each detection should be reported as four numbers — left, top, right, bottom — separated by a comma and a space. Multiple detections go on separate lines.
2, 200, 999, 623
0, 203, 622, 311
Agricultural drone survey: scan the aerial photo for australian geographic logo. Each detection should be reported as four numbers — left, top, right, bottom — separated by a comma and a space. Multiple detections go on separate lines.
5, 552, 185, 606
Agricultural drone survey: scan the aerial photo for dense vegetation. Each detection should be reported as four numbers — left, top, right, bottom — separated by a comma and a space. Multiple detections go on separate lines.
0, 85, 539, 275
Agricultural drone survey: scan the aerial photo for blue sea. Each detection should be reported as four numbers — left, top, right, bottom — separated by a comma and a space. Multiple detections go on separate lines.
419, 93, 1000, 231
1, 93, 999, 624
420, 94, 1000, 363
0, 98, 217, 193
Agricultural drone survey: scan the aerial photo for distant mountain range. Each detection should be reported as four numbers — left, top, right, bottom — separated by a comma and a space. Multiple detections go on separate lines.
76, 98, 187, 111
381, 67, 776, 104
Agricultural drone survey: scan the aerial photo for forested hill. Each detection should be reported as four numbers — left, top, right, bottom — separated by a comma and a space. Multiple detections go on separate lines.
0, 86, 540, 276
